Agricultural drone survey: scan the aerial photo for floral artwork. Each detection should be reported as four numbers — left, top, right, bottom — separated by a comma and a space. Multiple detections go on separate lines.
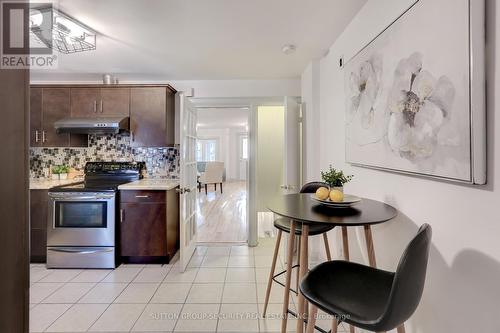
344, 0, 485, 183
386, 52, 456, 161
347, 53, 383, 130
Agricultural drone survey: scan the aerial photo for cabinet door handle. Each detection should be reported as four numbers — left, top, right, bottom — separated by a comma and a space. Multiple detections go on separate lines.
94, 100, 97, 113
135, 195, 149, 198
120, 209, 124, 223
100, 100, 103, 113
35, 130, 39, 143
42, 131, 46, 143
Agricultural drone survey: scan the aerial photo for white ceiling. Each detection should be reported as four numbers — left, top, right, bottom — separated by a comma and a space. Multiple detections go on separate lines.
197, 108, 249, 129
32, 0, 366, 81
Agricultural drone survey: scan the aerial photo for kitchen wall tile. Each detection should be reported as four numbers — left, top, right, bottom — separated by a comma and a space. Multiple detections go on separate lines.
29, 134, 179, 178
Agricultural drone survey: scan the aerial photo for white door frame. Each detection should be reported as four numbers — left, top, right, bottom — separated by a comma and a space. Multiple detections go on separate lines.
191, 97, 297, 246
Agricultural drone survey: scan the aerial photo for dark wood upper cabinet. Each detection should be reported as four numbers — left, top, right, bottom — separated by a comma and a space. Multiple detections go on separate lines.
30, 84, 176, 148
100, 88, 130, 116
30, 87, 43, 147
30, 87, 88, 148
42, 88, 71, 147
71, 88, 100, 117
130, 87, 175, 147
165, 89, 175, 146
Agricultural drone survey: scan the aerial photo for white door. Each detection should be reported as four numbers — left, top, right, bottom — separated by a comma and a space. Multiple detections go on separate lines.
282, 96, 302, 194
177, 92, 198, 272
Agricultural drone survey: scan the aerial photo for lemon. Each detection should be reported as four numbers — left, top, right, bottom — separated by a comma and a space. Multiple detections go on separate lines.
329, 190, 344, 202
315, 187, 330, 200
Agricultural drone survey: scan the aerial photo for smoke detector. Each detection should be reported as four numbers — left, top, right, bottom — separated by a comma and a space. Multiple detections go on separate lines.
282, 44, 297, 55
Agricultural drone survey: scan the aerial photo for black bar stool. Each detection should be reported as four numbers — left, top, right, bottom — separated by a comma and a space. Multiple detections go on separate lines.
300, 224, 432, 333
262, 182, 335, 316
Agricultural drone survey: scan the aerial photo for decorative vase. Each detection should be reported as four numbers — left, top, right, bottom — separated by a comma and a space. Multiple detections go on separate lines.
59, 173, 68, 180
52, 174, 60, 180
332, 186, 344, 193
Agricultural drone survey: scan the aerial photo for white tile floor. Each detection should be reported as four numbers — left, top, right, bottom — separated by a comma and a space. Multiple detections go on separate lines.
29, 239, 350, 332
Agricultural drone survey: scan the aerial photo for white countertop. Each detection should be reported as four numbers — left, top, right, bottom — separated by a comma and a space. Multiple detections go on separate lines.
118, 179, 180, 191
30, 178, 180, 191
30, 179, 82, 190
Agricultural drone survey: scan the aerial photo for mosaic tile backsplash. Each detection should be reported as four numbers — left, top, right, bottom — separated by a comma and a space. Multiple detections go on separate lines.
29, 134, 179, 179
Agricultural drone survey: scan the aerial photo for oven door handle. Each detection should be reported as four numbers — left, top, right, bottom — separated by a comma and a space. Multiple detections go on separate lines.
49, 195, 114, 200
47, 248, 113, 254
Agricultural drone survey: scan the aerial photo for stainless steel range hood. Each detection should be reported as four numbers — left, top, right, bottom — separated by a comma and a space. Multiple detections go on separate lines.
54, 117, 130, 134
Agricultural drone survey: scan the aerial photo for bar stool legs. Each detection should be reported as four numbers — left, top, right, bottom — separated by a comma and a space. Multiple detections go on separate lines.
305, 304, 340, 333
341, 226, 355, 333
364, 225, 377, 267
296, 237, 301, 292
263, 229, 283, 316
264, 227, 333, 319
323, 233, 332, 261
305, 304, 318, 333
281, 220, 296, 333
296, 224, 309, 333
331, 318, 338, 333
341, 226, 350, 261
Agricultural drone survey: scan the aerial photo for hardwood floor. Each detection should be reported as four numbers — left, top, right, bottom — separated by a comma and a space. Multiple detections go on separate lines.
196, 181, 247, 243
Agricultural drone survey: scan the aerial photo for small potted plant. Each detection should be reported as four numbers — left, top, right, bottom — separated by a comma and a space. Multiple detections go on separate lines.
320, 165, 353, 193
51, 165, 69, 180
58, 165, 70, 180
51, 165, 61, 180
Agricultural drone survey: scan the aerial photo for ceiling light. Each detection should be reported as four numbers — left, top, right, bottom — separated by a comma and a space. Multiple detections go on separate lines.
30, 7, 97, 54
282, 44, 297, 55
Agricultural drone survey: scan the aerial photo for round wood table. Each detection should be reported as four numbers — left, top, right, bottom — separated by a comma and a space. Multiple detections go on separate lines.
267, 193, 398, 333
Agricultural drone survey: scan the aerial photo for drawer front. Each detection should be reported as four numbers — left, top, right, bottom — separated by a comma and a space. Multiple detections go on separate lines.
120, 190, 165, 203
47, 247, 115, 269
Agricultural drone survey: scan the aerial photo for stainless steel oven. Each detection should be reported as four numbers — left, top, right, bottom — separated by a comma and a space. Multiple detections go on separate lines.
47, 191, 116, 268
46, 161, 144, 269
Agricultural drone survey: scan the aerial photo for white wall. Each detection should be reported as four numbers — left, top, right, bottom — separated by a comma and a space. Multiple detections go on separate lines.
197, 127, 247, 181
303, 1, 500, 332
29, 78, 300, 99
301, 60, 321, 182
171, 79, 300, 98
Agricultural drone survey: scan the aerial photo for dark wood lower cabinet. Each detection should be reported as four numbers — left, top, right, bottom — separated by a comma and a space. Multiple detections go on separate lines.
120, 189, 179, 263
31, 229, 47, 263
30, 189, 48, 263
120, 202, 167, 257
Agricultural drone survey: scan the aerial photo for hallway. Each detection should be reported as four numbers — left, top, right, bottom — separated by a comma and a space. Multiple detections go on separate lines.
197, 181, 247, 243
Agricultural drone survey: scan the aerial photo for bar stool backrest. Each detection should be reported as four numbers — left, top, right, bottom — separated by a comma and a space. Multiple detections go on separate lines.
300, 182, 329, 194
377, 224, 432, 331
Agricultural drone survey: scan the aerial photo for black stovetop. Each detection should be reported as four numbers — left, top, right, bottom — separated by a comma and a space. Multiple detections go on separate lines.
49, 161, 145, 193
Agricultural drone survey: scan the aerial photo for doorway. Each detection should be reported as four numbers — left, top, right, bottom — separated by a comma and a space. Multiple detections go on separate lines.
190, 97, 301, 247
195, 107, 249, 243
